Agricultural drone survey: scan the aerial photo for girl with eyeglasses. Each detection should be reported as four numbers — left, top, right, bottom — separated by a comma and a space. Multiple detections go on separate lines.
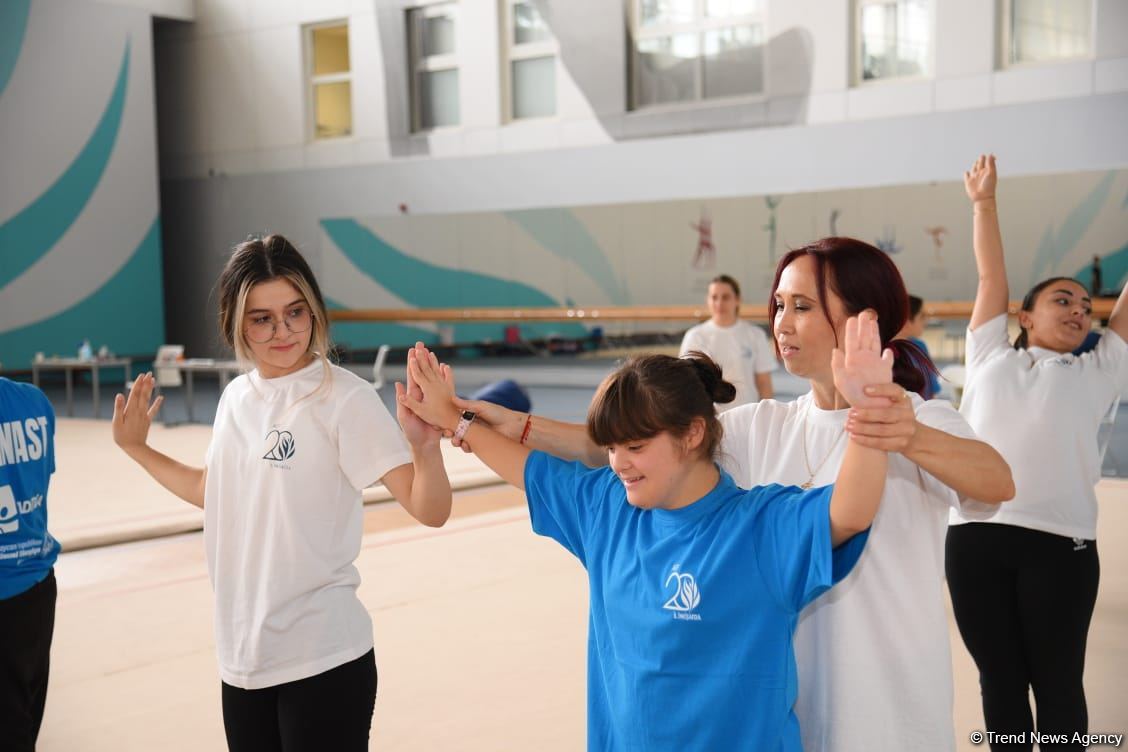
111, 234, 452, 751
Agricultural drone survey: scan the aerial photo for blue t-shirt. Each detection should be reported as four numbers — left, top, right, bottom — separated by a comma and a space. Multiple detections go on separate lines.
523, 451, 869, 751
0, 378, 59, 600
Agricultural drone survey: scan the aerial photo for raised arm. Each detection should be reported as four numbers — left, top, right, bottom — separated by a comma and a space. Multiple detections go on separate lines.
1106, 272, 1128, 342
399, 344, 532, 489
112, 373, 206, 508
965, 154, 1009, 330
380, 362, 452, 527
828, 312, 892, 547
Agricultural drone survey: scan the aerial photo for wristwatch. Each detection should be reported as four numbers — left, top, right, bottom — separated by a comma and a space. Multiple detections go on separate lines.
452, 410, 477, 442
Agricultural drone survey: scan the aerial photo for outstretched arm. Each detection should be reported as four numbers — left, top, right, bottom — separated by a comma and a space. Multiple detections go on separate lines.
399, 344, 532, 489
965, 154, 1009, 331
845, 383, 1015, 503
1106, 273, 1128, 342
828, 312, 892, 547
441, 364, 605, 467
112, 373, 206, 508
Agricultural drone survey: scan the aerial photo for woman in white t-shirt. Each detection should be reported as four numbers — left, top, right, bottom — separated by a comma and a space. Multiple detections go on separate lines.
679, 274, 777, 408
947, 155, 1128, 748
444, 237, 1015, 751
111, 235, 453, 751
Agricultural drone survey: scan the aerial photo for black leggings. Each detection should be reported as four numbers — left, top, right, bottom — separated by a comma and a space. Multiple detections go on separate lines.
221, 649, 377, 752
946, 523, 1099, 751
0, 570, 56, 752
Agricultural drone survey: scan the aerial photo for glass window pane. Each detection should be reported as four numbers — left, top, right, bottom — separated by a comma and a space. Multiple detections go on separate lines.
514, 1, 551, 45
512, 55, 556, 118
420, 68, 459, 128
314, 81, 352, 138
422, 12, 456, 57
635, 33, 699, 106
706, 0, 762, 18
703, 25, 763, 98
895, 0, 929, 76
639, 0, 695, 27
312, 25, 349, 76
861, 2, 897, 80
1011, 0, 1091, 63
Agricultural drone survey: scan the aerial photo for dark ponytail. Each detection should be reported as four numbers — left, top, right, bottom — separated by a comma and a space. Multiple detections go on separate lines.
587, 351, 734, 459
886, 339, 937, 397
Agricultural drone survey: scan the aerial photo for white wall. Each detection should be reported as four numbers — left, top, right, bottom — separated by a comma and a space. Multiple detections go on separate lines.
154, 0, 1128, 193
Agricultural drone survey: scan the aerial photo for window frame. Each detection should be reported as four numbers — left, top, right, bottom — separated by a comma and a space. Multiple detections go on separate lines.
408, 1, 462, 133
304, 20, 353, 142
627, 0, 769, 112
997, 0, 1095, 70
500, 0, 560, 123
851, 0, 934, 87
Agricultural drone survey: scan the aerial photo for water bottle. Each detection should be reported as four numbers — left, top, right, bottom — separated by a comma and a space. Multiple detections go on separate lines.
78, 339, 93, 361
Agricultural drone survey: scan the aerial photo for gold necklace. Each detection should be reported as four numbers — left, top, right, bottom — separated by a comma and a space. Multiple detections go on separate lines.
800, 398, 847, 490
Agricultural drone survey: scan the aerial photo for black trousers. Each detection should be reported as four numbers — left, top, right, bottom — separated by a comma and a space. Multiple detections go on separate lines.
946, 523, 1099, 751
0, 569, 57, 752
221, 648, 377, 752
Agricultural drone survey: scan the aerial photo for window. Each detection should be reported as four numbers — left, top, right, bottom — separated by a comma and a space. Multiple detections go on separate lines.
305, 22, 352, 139
854, 0, 930, 84
501, 0, 557, 120
408, 3, 460, 131
1001, 0, 1092, 66
629, 0, 766, 109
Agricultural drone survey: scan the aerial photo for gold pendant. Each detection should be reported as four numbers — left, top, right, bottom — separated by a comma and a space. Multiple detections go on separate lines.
800, 481, 813, 490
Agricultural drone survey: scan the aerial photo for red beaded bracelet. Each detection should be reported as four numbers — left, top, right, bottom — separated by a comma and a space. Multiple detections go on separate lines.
520, 414, 533, 444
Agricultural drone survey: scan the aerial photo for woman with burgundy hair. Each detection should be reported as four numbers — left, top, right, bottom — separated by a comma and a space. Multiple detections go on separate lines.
438, 235, 1014, 750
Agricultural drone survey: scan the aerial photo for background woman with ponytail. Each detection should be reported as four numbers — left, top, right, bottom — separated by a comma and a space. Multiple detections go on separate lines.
445, 236, 1014, 751
398, 318, 891, 750
947, 155, 1128, 749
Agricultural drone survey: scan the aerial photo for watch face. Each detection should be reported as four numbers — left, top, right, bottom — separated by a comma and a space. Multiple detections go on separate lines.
461, 410, 476, 421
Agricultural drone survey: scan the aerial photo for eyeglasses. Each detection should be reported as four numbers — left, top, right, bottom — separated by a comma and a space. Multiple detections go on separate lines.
245, 306, 313, 344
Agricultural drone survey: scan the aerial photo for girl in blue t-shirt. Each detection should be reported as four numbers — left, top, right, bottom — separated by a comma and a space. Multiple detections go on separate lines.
399, 312, 893, 750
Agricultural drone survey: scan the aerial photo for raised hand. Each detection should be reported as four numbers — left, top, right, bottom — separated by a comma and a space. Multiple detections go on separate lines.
112, 372, 163, 453
964, 154, 997, 203
399, 342, 461, 432
831, 310, 894, 408
395, 349, 442, 450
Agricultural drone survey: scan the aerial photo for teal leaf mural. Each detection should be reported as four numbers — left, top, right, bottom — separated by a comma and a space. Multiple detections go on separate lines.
1074, 241, 1128, 295
505, 208, 630, 305
0, 217, 164, 370
1029, 171, 1114, 286
0, 0, 31, 96
0, 40, 130, 291
320, 218, 587, 342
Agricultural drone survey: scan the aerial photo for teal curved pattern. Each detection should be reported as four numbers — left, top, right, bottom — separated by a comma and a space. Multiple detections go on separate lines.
0, 0, 31, 97
321, 218, 586, 341
0, 40, 130, 291
326, 297, 437, 349
505, 208, 630, 305
1029, 171, 1114, 286
0, 217, 164, 370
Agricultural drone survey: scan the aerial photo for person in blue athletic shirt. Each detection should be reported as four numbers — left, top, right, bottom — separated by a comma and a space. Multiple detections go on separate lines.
398, 311, 894, 751
0, 378, 60, 752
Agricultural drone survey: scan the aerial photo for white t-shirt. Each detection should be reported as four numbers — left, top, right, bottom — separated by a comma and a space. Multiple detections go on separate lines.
721, 393, 984, 752
951, 313, 1128, 540
679, 319, 777, 408
204, 360, 412, 689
